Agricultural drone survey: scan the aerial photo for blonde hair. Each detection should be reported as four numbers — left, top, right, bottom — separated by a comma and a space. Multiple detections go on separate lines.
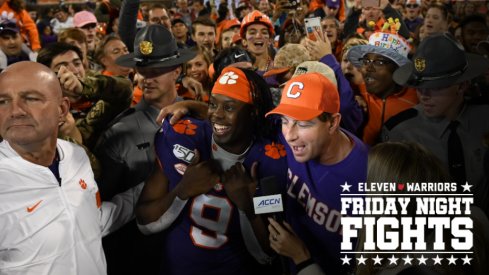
367, 141, 450, 184
356, 142, 456, 275
341, 36, 368, 60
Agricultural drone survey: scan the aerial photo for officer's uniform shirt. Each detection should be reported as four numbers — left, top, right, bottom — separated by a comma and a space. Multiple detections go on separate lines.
383, 103, 489, 208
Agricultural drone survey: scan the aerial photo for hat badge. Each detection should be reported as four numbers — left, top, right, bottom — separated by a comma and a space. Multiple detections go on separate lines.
139, 40, 153, 55
414, 58, 426, 72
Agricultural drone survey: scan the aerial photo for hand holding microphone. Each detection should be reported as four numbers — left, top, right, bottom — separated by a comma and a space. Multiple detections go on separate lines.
253, 176, 289, 274
267, 218, 312, 265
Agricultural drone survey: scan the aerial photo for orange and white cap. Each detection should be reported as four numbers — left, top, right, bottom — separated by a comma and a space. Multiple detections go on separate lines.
266, 73, 339, 121
240, 10, 274, 39
212, 67, 252, 104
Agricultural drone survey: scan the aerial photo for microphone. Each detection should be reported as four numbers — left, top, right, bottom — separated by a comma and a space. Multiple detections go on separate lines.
253, 176, 284, 220
253, 176, 289, 275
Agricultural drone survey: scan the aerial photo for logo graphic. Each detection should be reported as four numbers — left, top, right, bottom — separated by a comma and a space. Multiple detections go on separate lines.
219, 71, 239, 85
414, 58, 426, 72
340, 181, 474, 267
79, 179, 87, 189
173, 144, 196, 163
234, 53, 245, 59
27, 200, 43, 213
139, 41, 153, 55
265, 142, 286, 159
174, 163, 187, 175
286, 82, 304, 98
253, 194, 283, 214
173, 119, 197, 135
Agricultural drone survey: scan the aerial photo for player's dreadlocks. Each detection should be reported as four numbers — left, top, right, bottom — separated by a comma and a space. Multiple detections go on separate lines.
240, 68, 278, 140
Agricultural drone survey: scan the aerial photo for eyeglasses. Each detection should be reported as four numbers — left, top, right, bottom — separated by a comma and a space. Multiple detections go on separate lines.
359, 57, 393, 68
406, 4, 419, 9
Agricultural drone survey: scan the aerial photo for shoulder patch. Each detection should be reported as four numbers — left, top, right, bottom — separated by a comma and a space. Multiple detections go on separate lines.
384, 108, 418, 131
264, 142, 287, 159
173, 119, 198, 135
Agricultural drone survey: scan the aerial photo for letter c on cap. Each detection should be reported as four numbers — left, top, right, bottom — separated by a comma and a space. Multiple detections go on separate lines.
286, 82, 304, 99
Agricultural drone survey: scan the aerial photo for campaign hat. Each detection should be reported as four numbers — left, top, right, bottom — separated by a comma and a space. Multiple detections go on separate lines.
393, 33, 489, 89
116, 24, 195, 68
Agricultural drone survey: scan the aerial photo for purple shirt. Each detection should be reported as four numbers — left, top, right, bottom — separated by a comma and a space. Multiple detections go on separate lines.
154, 117, 288, 274
280, 130, 368, 274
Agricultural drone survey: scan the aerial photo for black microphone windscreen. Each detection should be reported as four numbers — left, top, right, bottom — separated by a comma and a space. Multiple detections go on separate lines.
260, 176, 280, 196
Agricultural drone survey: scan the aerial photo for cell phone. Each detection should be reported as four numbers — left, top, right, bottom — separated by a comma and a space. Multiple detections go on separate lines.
362, 0, 380, 8
304, 17, 322, 41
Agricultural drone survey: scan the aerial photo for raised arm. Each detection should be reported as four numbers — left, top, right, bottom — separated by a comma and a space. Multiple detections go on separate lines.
118, 0, 140, 52
136, 154, 221, 233
157, 100, 209, 125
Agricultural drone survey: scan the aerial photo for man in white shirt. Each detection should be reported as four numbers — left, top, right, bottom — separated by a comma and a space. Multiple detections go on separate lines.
50, 5, 74, 34
0, 61, 141, 275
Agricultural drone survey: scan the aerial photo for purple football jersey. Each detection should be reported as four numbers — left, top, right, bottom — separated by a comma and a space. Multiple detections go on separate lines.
154, 117, 288, 274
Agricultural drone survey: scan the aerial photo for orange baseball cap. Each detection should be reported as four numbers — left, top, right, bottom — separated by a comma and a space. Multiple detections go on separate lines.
212, 67, 252, 104
222, 18, 241, 32
266, 73, 339, 120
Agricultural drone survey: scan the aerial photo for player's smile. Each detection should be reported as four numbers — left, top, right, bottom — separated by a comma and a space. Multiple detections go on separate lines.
208, 94, 254, 154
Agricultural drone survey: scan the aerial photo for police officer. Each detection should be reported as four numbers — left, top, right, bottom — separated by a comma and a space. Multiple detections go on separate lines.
383, 33, 489, 216
94, 24, 195, 275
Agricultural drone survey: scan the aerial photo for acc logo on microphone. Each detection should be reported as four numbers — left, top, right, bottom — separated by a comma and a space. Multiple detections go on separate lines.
253, 194, 284, 214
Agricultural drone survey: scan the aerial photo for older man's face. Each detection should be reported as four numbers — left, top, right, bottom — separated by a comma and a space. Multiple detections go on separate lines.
0, 63, 69, 150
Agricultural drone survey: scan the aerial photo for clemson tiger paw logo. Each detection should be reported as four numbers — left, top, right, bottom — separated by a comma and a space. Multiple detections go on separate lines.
173, 119, 197, 135
265, 142, 286, 159
219, 71, 239, 85
79, 179, 87, 189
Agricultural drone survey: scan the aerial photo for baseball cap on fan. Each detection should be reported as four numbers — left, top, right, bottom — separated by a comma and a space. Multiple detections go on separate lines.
73, 11, 98, 28
0, 20, 19, 35
263, 44, 311, 77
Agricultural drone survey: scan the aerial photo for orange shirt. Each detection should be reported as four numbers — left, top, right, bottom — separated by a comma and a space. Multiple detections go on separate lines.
132, 85, 143, 106
359, 84, 418, 145
101, 70, 113, 76
1, 2, 41, 51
